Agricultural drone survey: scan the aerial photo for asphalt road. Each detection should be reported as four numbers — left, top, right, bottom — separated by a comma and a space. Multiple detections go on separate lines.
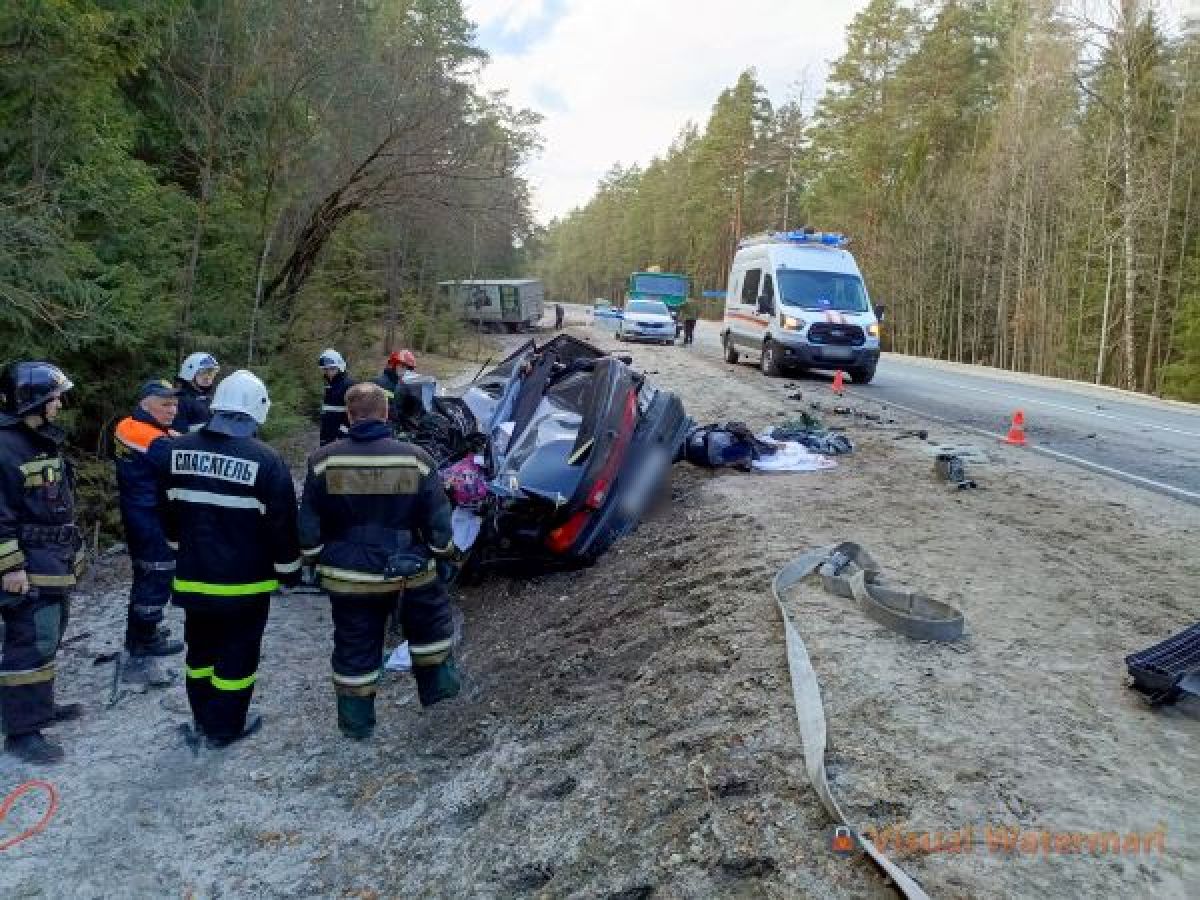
579, 306, 1200, 504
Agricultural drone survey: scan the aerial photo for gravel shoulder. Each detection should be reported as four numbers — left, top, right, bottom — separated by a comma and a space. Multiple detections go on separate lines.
2, 327, 1197, 899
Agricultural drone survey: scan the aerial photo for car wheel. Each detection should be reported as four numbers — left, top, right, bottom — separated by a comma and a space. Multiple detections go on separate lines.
760, 340, 782, 377
723, 334, 739, 364
849, 364, 877, 385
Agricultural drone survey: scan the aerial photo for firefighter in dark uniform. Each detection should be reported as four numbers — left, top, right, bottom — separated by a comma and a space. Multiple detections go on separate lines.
172, 351, 220, 433
114, 381, 187, 671
298, 382, 460, 739
318, 349, 355, 446
0, 361, 84, 764
374, 350, 421, 435
157, 370, 302, 747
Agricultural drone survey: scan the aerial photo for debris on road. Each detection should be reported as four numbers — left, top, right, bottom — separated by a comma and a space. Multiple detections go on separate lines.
770, 414, 855, 456
1126, 622, 1200, 705
684, 421, 774, 470
934, 452, 978, 490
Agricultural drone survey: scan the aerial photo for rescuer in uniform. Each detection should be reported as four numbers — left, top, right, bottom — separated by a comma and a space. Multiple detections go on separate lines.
172, 351, 220, 433
158, 370, 302, 747
113, 380, 186, 677
298, 382, 460, 739
0, 361, 84, 764
318, 349, 355, 446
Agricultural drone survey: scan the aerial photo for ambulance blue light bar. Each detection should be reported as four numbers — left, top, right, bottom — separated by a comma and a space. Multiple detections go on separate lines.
738, 230, 849, 249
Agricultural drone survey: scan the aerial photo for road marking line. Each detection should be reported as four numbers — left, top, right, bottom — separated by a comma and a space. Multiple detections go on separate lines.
848, 391, 1200, 505
879, 369, 1200, 438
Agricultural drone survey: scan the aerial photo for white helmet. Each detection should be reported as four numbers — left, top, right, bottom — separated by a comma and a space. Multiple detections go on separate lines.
179, 351, 219, 382
318, 349, 346, 372
210, 369, 271, 424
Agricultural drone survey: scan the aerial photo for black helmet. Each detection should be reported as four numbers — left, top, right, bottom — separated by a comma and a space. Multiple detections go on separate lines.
0, 361, 74, 417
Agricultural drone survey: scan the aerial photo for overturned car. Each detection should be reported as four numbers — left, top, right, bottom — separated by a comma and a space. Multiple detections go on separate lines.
409, 335, 689, 571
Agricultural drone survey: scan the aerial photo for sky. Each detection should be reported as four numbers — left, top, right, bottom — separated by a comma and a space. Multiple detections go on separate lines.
465, 0, 870, 223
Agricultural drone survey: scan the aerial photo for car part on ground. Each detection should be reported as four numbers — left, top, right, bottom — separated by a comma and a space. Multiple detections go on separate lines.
1126, 622, 1200, 705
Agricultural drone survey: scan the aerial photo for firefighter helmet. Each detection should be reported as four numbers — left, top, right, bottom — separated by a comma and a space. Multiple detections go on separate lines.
179, 352, 220, 382
318, 349, 346, 372
0, 361, 74, 417
210, 369, 271, 424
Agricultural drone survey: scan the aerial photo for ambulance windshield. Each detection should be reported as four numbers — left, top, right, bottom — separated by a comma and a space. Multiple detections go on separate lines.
776, 270, 868, 312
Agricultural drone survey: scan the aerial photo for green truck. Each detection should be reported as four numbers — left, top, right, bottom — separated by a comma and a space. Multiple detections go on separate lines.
627, 270, 690, 312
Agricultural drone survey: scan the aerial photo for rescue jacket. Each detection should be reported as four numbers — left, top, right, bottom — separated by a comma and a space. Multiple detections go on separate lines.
373, 368, 403, 430
113, 409, 176, 566
298, 419, 455, 595
158, 414, 302, 607
172, 380, 214, 433
0, 421, 83, 592
319, 372, 355, 446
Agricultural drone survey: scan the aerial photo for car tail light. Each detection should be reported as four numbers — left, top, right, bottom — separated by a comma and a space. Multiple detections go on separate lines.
545, 387, 638, 554
546, 511, 591, 554
585, 389, 637, 510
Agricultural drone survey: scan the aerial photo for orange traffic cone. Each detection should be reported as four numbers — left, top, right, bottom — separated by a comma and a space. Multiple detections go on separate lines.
831, 370, 845, 395
1003, 410, 1028, 446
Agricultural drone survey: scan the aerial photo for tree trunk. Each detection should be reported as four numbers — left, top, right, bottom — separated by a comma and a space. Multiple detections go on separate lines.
1096, 241, 1116, 384
1118, 0, 1139, 391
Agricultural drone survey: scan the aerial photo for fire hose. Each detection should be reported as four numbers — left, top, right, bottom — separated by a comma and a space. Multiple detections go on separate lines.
773, 543, 966, 899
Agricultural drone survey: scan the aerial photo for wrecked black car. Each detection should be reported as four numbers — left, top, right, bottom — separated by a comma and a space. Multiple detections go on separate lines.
413, 335, 689, 570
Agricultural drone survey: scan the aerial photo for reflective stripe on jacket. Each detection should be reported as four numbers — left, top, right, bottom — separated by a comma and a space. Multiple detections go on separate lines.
0, 421, 81, 588
298, 419, 454, 595
319, 372, 355, 446
159, 422, 302, 605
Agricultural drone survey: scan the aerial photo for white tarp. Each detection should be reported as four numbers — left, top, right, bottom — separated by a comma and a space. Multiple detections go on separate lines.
752, 436, 837, 473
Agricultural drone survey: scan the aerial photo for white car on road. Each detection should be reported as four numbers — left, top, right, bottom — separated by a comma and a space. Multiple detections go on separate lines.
616, 300, 676, 345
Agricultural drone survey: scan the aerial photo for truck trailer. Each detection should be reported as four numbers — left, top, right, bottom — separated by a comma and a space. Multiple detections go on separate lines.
440, 279, 545, 332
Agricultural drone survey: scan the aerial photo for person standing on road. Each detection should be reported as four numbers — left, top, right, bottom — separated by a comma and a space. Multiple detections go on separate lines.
113, 380, 186, 681
298, 382, 461, 740
0, 361, 84, 764
172, 352, 220, 433
319, 349, 356, 446
678, 297, 699, 346
555, 303, 565, 330
159, 370, 302, 748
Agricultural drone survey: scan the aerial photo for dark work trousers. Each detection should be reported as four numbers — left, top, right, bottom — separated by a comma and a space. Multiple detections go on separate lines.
183, 596, 270, 740
127, 562, 173, 647
683, 319, 697, 345
330, 581, 454, 690
0, 589, 69, 736
329, 593, 394, 699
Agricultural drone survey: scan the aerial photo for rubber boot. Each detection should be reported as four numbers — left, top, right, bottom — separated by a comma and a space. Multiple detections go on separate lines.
4, 731, 65, 764
336, 694, 376, 740
413, 655, 461, 708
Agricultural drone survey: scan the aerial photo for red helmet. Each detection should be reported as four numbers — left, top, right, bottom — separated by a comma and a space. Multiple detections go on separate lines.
389, 349, 417, 370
